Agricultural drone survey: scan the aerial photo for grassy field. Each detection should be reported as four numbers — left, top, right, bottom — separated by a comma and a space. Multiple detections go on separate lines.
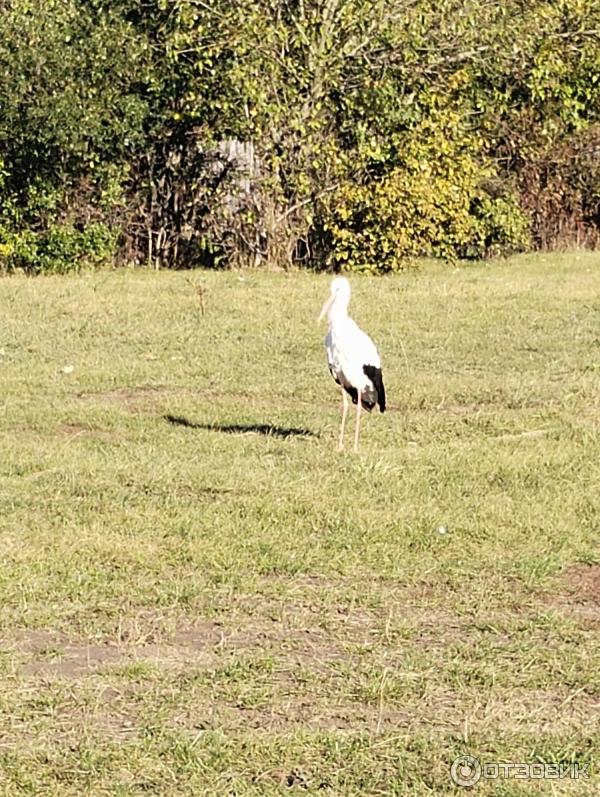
0, 253, 599, 795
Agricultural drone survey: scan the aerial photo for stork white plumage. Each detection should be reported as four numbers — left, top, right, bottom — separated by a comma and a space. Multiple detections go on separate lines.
318, 277, 386, 451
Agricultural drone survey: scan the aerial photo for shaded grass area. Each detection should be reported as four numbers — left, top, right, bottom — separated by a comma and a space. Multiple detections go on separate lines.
0, 253, 599, 794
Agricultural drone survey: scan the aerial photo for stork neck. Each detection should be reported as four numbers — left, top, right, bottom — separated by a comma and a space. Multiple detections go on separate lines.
328, 298, 349, 324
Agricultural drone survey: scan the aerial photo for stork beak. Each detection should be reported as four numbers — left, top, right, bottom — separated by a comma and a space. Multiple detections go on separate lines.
318, 295, 334, 323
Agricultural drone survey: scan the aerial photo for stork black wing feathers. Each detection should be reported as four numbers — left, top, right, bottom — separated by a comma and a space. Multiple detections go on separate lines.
362, 365, 386, 413
335, 365, 385, 412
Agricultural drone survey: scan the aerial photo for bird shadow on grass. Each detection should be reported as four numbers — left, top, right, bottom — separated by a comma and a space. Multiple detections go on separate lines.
164, 414, 319, 439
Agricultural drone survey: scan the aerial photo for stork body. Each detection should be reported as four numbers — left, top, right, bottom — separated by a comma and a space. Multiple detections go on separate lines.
319, 277, 385, 451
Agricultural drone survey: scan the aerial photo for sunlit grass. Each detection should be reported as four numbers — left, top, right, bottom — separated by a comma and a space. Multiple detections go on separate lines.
0, 252, 599, 794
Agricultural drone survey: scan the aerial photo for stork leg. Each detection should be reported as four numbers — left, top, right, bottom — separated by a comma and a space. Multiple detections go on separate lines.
354, 391, 362, 452
338, 389, 349, 451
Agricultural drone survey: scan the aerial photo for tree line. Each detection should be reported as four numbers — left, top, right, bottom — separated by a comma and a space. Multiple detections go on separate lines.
0, 0, 598, 273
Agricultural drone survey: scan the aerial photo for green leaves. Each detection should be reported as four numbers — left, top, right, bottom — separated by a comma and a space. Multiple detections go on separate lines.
0, 0, 598, 272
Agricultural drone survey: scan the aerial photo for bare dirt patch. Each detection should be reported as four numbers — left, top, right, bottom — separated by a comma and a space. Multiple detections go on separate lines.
551, 563, 600, 630
565, 564, 600, 606
561, 563, 600, 605
22, 644, 124, 678
57, 422, 120, 441
4, 600, 599, 745
75, 384, 175, 413
76, 384, 171, 401
8, 630, 221, 680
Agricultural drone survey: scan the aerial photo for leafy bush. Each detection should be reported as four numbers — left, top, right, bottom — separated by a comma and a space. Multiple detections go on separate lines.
0, 0, 597, 272
1, 222, 118, 274
319, 111, 530, 272
0, 0, 149, 273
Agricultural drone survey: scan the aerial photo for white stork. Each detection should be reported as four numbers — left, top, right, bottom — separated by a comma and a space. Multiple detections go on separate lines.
318, 277, 386, 451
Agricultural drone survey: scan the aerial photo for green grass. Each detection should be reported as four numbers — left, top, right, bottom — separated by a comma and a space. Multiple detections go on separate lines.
0, 252, 599, 795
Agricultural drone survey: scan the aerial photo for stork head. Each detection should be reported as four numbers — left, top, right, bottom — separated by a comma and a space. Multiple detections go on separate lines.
318, 277, 351, 322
